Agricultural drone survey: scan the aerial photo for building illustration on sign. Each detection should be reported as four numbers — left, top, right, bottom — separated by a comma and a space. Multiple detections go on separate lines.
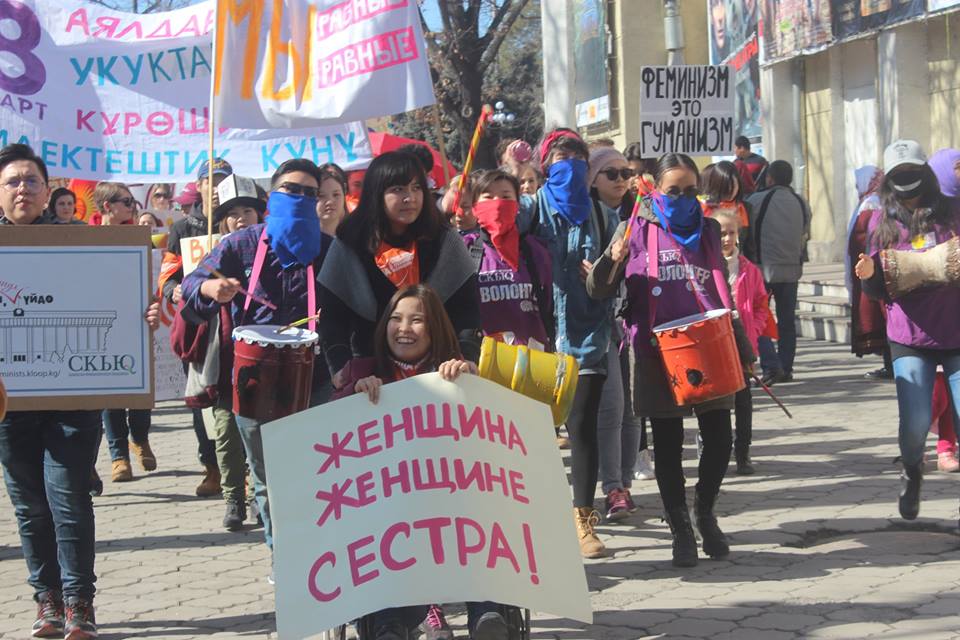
0, 309, 117, 365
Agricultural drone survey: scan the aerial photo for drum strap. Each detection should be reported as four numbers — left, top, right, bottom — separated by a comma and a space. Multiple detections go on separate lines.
243, 228, 317, 332
645, 221, 734, 332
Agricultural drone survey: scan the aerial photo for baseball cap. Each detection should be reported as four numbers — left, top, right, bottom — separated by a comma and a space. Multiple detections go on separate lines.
883, 140, 927, 176
197, 157, 233, 181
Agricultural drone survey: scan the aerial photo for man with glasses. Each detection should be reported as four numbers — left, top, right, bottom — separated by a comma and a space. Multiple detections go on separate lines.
160, 158, 232, 498
180, 159, 332, 582
0, 143, 160, 640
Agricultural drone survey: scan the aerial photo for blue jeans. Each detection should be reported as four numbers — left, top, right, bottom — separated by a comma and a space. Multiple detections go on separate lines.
236, 381, 332, 550
761, 281, 799, 374
892, 352, 960, 467
101, 408, 151, 461
0, 410, 100, 602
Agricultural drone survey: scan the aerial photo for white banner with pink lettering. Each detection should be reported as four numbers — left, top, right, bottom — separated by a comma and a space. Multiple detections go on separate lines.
261, 373, 592, 638
0, 0, 372, 182
213, 0, 436, 128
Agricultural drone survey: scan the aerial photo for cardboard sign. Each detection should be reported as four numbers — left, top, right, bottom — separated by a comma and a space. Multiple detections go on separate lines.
151, 248, 185, 403
639, 65, 735, 157
0, 226, 154, 410
214, 0, 436, 128
262, 373, 593, 639
180, 235, 222, 276
0, 0, 373, 182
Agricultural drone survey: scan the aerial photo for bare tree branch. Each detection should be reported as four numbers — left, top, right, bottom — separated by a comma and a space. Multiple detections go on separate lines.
478, 0, 530, 73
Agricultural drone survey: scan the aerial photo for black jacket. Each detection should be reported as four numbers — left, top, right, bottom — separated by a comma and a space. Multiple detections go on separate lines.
318, 228, 482, 376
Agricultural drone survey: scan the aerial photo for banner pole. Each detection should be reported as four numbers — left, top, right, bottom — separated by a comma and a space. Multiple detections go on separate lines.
206, 0, 220, 252
451, 104, 492, 216
431, 104, 451, 187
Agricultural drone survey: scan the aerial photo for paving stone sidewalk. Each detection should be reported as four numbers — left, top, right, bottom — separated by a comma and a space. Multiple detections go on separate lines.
2, 338, 959, 639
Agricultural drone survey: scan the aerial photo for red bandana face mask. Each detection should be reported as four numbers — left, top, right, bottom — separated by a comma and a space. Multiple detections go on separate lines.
473, 198, 521, 271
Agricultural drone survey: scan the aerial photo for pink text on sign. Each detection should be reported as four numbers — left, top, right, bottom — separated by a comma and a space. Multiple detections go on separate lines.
315, 0, 409, 41
317, 26, 419, 89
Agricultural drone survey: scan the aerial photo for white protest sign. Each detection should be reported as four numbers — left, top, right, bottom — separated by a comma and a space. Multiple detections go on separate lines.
180, 235, 221, 276
151, 248, 185, 403
262, 373, 593, 639
0, 226, 153, 410
0, 0, 373, 182
214, 0, 436, 128
639, 65, 735, 157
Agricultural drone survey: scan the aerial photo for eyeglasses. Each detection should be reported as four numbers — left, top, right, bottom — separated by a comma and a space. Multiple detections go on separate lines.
278, 182, 319, 198
1, 177, 45, 194
663, 186, 700, 199
110, 197, 136, 208
152, 192, 171, 199
599, 168, 635, 181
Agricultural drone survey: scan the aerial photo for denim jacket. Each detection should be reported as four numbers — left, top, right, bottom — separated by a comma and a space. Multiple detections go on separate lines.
535, 191, 619, 373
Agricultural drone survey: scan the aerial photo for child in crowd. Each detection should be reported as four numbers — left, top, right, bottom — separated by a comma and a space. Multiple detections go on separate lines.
714, 209, 776, 474
336, 284, 521, 640
463, 169, 553, 350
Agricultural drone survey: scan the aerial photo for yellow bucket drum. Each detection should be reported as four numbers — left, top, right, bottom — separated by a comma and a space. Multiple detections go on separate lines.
478, 336, 579, 426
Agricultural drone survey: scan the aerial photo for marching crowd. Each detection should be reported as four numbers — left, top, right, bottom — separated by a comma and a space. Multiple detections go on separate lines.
1, 127, 960, 640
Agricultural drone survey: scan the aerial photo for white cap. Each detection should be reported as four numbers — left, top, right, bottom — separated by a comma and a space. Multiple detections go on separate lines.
217, 174, 258, 203
883, 139, 927, 175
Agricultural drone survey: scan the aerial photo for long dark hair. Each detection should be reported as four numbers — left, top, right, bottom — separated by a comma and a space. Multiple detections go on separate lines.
338, 152, 445, 255
373, 284, 461, 378
47, 187, 75, 217
655, 153, 700, 186
871, 165, 952, 251
700, 161, 743, 202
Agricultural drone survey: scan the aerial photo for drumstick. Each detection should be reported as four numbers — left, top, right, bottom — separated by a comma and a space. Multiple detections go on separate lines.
605, 190, 644, 285
203, 265, 278, 311
751, 372, 793, 419
276, 314, 321, 334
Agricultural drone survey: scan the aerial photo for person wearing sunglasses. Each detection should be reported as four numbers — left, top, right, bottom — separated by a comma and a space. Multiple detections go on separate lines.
587, 152, 755, 569
88, 182, 137, 226
180, 159, 334, 574
585, 146, 644, 528
146, 184, 174, 212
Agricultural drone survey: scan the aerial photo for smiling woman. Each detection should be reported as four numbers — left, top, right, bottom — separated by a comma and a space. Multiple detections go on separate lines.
318, 151, 481, 393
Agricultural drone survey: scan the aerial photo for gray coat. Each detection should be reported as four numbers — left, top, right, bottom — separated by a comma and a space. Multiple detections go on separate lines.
745, 185, 811, 283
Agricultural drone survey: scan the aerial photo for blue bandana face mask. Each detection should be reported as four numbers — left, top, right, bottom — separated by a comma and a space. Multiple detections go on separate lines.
542, 158, 592, 226
266, 190, 322, 268
652, 192, 704, 252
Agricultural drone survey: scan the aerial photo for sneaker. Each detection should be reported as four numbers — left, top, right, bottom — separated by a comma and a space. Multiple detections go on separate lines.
64, 599, 97, 640
419, 604, 453, 640
223, 500, 247, 532
472, 611, 509, 640
89, 468, 103, 498
556, 435, 571, 449
865, 367, 893, 380
938, 451, 960, 473
760, 370, 782, 387
110, 458, 133, 482
130, 440, 157, 472
624, 489, 638, 513
32, 591, 63, 638
604, 488, 630, 522
633, 449, 655, 480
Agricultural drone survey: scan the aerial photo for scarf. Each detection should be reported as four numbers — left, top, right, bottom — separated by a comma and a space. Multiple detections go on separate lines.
390, 356, 429, 380
375, 240, 419, 288
473, 198, 520, 270
542, 158, 592, 226
265, 191, 322, 268
652, 192, 704, 252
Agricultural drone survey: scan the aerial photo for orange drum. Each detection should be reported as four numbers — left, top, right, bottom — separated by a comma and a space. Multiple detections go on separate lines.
652, 309, 745, 406
232, 325, 318, 422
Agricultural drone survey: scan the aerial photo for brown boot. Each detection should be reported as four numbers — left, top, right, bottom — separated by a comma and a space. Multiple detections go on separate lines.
130, 440, 157, 472
195, 464, 222, 497
573, 507, 606, 558
111, 458, 133, 482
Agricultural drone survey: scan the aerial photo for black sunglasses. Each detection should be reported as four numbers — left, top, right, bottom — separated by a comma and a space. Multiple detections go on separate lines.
110, 196, 136, 207
278, 182, 319, 198
599, 168, 635, 181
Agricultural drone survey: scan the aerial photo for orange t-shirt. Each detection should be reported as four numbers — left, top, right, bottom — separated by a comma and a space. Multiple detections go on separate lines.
374, 240, 420, 288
